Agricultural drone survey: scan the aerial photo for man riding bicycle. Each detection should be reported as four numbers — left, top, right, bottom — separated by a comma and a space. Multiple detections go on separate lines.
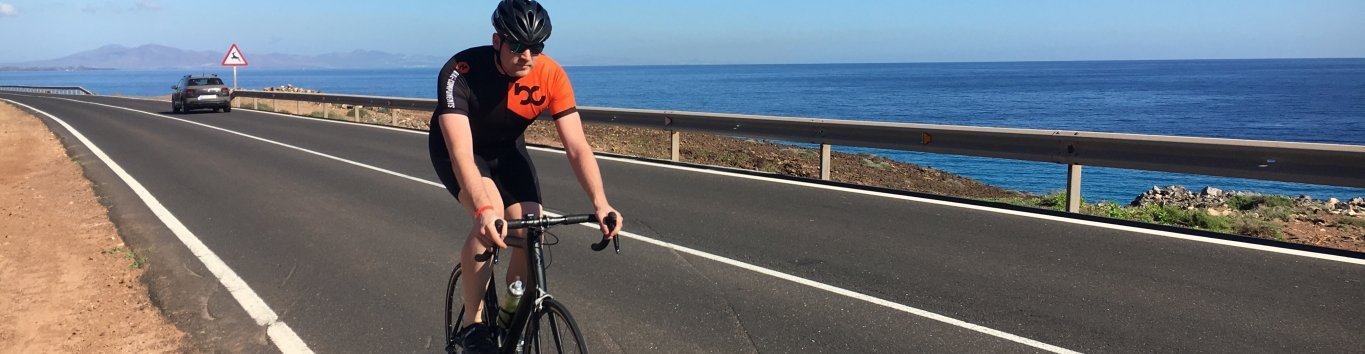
428, 1, 623, 352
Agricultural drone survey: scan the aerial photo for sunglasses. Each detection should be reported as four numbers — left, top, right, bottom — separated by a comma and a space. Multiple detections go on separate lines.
502, 37, 545, 56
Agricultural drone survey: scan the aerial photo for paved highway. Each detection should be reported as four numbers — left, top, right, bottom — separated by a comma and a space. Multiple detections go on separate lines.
3, 92, 1363, 353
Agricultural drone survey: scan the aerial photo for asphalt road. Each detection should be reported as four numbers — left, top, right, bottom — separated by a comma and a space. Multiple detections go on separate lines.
4, 92, 1363, 353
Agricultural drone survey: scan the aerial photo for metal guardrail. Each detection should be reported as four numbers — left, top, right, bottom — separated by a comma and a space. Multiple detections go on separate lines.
232, 89, 1365, 212
0, 85, 96, 95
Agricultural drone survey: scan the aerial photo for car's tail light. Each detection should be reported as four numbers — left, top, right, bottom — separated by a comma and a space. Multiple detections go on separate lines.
185, 89, 195, 96
222, 88, 230, 96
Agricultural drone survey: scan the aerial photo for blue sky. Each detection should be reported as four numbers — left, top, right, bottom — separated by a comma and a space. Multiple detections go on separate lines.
0, 0, 1362, 65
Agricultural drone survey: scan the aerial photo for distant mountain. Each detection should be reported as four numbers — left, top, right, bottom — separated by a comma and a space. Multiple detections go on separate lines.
2, 44, 442, 70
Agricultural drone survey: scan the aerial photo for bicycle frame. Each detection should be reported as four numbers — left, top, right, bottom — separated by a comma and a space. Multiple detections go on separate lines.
497, 214, 553, 352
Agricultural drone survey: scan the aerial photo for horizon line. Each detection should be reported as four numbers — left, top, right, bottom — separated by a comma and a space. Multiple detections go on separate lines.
4, 56, 1362, 72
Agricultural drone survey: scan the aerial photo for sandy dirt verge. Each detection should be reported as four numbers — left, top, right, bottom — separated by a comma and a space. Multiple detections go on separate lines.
0, 101, 185, 352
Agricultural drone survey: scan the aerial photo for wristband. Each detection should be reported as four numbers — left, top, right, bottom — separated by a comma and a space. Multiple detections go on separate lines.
473, 205, 494, 219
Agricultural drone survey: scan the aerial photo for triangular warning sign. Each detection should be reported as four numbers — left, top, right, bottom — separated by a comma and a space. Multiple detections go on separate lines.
222, 44, 248, 66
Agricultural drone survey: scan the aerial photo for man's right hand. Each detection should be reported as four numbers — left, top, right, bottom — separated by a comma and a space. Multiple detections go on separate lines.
475, 211, 508, 249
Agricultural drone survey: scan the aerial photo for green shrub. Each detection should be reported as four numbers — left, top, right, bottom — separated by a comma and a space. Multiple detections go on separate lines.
861, 158, 891, 170
1232, 217, 1283, 240
1227, 195, 1294, 211
1035, 191, 1075, 211
1262, 196, 1295, 208
1134, 204, 1231, 232
1188, 211, 1232, 232
1339, 217, 1365, 229
1142, 204, 1181, 224
102, 247, 148, 269
1084, 201, 1138, 220
986, 196, 1044, 208
1261, 206, 1294, 222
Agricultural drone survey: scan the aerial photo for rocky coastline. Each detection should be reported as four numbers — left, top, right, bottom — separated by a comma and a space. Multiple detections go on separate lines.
262, 84, 320, 93
1132, 186, 1364, 217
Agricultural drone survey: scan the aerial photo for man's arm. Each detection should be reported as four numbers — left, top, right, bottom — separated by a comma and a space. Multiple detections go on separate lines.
553, 112, 622, 236
439, 113, 506, 244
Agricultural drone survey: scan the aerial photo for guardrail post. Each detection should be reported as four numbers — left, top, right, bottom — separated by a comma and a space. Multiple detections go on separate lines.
324, 103, 330, 119
296, 100, 301, 115
353, 105, 360, 122
254, 98, 259, 110
671, 131, 681, 161
272, 99, 278, 113
820, 144, 832, 180
1067, 164, 1083, 213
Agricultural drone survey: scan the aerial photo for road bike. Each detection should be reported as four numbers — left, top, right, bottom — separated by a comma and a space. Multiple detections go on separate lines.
444, 212, 619, 353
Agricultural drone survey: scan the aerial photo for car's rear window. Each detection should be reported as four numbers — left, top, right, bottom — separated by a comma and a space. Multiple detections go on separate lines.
189, 78, 224, 86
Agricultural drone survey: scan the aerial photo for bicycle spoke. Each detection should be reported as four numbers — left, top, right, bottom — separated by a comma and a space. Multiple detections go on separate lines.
532, 326, 542, 354
548, 312, 565, 351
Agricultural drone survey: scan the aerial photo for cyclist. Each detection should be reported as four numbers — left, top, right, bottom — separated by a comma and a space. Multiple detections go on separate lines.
428, 0, 623, 352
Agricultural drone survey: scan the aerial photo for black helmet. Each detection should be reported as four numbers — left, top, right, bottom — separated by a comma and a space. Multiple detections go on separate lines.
492, 0, 552, 45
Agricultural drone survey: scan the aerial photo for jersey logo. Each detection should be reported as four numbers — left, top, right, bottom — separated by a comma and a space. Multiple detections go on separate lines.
445, 71, 460, 108
514, 83, 546, 106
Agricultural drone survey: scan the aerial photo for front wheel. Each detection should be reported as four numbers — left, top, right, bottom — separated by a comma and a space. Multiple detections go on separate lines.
524, 298, 587, 354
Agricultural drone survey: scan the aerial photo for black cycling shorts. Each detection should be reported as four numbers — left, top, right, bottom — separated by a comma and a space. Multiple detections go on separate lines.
429, 134, 542, 207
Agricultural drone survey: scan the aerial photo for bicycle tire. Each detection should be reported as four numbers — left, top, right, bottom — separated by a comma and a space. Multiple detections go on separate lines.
524, 298, 587, 354
444, 264, 500, 352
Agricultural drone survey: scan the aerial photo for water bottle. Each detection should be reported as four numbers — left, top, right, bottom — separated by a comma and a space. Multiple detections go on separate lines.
498, 279, 524, 326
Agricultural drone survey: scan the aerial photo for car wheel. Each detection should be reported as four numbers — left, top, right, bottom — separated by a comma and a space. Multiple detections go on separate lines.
172, 101, 181, 114
223, 106, 232, 113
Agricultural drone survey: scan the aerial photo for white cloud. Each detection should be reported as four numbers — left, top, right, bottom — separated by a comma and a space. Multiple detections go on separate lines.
0, 3, 18, 16
135, 0, 160, 11
79, 1, 160, 14
82, 2, 113, 14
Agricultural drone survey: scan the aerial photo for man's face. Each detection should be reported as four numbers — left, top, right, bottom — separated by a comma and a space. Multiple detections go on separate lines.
494, 34, 540, 78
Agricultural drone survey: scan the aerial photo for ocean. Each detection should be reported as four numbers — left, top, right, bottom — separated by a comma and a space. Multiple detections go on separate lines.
4, 59, 1363, 203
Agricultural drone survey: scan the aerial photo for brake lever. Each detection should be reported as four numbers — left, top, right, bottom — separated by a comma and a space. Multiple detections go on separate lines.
590, 212, 620, 254
474, 219, 508, 263
474, 250, 494, 262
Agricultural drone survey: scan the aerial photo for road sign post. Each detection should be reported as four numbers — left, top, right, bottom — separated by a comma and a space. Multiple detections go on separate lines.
221, 43, 249, 90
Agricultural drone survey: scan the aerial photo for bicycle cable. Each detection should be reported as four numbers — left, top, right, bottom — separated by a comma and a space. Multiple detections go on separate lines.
543, 230, 561, 268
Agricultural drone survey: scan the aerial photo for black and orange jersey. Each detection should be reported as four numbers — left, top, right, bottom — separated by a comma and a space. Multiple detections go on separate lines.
430, 46, 577, 152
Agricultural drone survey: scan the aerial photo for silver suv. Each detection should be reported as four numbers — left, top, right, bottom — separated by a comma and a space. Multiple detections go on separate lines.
171, 75, 232, 113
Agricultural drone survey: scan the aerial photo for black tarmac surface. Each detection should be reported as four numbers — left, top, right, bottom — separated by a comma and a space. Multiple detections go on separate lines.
4, 92, 1363, 353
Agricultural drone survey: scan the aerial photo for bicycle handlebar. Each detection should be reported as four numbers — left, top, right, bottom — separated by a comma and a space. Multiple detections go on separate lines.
474, 212, 619, 262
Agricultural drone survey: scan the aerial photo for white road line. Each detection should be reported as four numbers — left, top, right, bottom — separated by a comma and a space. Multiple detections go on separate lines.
0, 97, 315, 354
571, 218, 1081, 353
575, 151, 1365, 266
22, 94, 1081, 353
23, 92, 1365, 349
50, 96, 442, 188
168, 95, 1359, 267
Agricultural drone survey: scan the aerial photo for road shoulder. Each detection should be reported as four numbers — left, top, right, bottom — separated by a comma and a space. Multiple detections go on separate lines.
0, 98, 278, 353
